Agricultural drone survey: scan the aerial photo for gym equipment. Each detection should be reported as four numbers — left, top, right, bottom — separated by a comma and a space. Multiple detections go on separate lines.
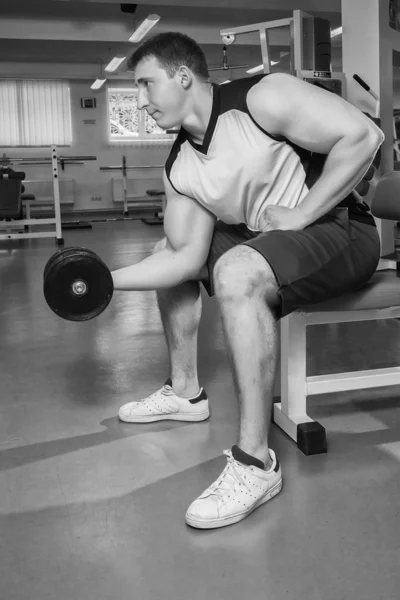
208, 45, 249, 72
61, 221, 93, 230
0, 168, 25, 220
219, 10, 345, 98
0, 156, 96, 170
43, 247, 113, 321
141, 189, 164, 225
100, 156, 164, 217
0, 148, 97, 245
353, 72, 400, 166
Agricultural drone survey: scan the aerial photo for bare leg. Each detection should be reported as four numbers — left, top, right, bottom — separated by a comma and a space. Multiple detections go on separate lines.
157, 281, 202, 399
214, 246, 280, 470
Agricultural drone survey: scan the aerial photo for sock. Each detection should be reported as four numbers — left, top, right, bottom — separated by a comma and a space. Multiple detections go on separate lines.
164, 378, 206, 404
231, 445, 265, 470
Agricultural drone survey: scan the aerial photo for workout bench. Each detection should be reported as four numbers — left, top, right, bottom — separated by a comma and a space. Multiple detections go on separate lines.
274, 170, 400, 455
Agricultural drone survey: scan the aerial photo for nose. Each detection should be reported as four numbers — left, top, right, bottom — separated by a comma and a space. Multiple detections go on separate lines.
137, 88, 149, 110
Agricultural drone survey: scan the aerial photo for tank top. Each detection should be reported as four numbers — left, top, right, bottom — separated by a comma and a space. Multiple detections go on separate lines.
165, 74, 321, 231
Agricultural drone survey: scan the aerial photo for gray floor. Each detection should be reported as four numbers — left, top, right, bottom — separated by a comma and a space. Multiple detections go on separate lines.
0, 221, 399, 600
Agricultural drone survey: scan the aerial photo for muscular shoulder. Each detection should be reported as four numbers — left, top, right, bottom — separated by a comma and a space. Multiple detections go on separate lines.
246, 73, 314, 135
247, 72, 384, 151
247, 72, 312, 105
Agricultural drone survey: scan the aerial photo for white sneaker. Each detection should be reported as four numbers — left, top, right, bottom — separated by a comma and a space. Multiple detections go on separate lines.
118, 378, 210, 423
185, 446, 282, 529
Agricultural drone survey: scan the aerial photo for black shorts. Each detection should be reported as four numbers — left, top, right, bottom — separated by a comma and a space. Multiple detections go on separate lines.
201, 208, 381, 319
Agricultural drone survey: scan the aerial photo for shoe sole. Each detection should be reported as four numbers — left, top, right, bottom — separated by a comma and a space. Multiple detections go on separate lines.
185, 479, 283, 529
118, 409, 210, 423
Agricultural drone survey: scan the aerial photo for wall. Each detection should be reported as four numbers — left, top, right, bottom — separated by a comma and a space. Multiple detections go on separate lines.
0, 76, 173, 213
394, 73, 400, 107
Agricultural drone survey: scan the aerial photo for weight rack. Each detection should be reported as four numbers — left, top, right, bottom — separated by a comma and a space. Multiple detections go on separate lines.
0, 147, 96, 245
100, 156, 164, 217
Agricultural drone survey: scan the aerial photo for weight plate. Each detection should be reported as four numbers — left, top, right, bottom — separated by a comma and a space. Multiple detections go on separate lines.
43, 250, 113, 321
44, 247, 100, 282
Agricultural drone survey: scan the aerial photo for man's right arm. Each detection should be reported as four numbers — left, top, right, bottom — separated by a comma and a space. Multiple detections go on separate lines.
111, 172, 216, 291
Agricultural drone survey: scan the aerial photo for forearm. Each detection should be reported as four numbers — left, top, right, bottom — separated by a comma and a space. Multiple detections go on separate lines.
111, 248, 197, 291
298, 132, 383, 226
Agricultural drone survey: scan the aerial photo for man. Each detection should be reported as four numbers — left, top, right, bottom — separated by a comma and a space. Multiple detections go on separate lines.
111, 32, 383, 529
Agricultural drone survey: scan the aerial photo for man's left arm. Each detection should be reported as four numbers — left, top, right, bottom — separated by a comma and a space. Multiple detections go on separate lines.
247, 73, 385, 229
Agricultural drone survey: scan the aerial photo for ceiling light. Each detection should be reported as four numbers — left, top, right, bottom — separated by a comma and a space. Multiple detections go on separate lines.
246, 61, 279, 74
91, 79, 107, 90
246, 65, 264, 74
129, 14, 161, 43
331, 26, 342, 38
105, 55, 127, 73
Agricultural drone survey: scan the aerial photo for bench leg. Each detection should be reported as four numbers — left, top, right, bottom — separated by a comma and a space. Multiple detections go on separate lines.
273, 313, 327, 455
25, 203, 31, 231
123, 176, 129, 216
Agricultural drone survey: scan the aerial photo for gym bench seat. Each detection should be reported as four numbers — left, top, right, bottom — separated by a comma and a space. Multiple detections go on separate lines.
274, 170, 400, 455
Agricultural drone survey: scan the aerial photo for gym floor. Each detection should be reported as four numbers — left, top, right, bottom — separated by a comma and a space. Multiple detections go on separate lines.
0, 221, 399, 600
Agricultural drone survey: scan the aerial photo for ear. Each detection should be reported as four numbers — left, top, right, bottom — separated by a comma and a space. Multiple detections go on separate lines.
177, 66, 193, 89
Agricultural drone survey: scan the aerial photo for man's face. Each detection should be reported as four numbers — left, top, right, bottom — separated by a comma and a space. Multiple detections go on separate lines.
134, 56, 186, 130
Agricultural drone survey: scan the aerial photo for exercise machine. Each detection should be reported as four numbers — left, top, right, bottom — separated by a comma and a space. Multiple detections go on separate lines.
0, 148, 96, 244
99, 156, 165, 223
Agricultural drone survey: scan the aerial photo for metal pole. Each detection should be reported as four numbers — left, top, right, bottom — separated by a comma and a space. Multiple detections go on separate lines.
51, 146, 63, 242
220, 17, 293, 37
292, 10, 304, 72
15, 161, 84, 166
0, 155, 96, 163
259, 29, 271, 74
292, 10, 316, 73
99, 165, 164, 171
289, 20, 295, 75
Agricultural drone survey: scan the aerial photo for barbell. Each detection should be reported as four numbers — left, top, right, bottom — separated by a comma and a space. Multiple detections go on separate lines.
43, 247, 113, 321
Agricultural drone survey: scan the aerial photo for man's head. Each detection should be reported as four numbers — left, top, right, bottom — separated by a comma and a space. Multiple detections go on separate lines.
128, 32, 209, 82
128, 32, 210, 129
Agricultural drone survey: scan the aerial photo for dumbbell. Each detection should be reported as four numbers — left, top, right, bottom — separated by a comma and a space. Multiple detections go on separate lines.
43, 247, 114, 321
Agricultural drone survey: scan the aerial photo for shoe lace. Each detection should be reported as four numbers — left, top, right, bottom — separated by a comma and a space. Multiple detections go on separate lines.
161, 384, 175, 396
142, 385, 174, 409
207, 451, 251, 500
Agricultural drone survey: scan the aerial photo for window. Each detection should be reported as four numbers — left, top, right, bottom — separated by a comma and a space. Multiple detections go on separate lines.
108, 87, 174, 143
0, 80, 72, 147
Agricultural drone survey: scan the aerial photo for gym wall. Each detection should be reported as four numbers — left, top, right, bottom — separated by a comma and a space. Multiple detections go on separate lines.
0, 75, 172, 214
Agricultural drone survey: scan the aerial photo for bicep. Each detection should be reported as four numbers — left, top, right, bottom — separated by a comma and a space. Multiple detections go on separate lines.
247, 73, 384, 154
162, 172, 216, 266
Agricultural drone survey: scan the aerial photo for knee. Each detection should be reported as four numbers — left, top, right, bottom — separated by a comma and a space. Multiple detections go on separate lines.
213, 246, 277, 302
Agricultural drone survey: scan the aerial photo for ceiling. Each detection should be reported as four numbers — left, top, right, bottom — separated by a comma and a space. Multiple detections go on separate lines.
0, 0, 344, 82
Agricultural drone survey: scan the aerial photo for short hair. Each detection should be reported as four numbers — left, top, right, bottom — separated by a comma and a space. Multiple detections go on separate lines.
127, 32, 210, 82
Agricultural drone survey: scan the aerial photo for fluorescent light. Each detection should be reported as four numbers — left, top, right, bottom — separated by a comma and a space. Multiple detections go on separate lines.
91, 78, 107, 90
246, 61, 279, 74
246, 65, 264, 74
105, 56, 127, 73
331, 26, 342, 38
129, 14, 160, 43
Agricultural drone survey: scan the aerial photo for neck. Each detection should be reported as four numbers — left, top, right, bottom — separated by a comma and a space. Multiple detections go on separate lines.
182, 82, 213, 144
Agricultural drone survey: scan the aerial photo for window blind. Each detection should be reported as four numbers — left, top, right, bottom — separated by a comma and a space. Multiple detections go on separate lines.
0, 80, 72, 147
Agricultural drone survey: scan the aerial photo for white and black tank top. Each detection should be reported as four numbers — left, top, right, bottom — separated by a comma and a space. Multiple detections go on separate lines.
165, 74, 326, 231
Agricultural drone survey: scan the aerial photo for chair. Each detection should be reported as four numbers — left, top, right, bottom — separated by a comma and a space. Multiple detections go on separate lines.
273, 170, 400, 455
